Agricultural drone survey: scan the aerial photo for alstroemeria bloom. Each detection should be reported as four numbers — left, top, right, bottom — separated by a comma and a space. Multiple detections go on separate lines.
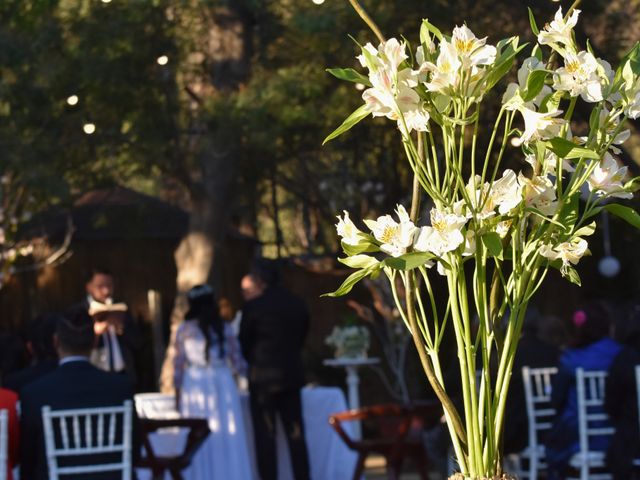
537, 7, 580, 50
587, 153, 632, 199
622, 76, 640, 119
519, 173, 558, 216
413, 208, 468, 257
357, 38, 406, 73
451, 24, 497, 69
423, 40, 462, 94
503, 57, 551, 110
516, 106, 565, 145
491, 170, 523, 215
540, 237, 589, 274
524, 150, 574, 176
464, 175, 495, 219
364, 205, 417, 257
553, 51, 606, 103
336, 211, 366, 246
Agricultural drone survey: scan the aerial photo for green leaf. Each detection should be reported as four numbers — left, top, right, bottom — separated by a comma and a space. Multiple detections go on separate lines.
420, 18, 443, 42
326, 68, 371, 87
338, 254, 379, 269
382, 251, 435, 271
556, 193, 580, 232
521, 69, 548, 102
341, 238, 379, 256
323, 104, 370, 145
532, 44, 543, 62
546, 137, 601, 160
481, 232, 503, 258
527, 7, 540, 36
484, 38, 527, 92
573, 221, 596, 238
605, 204, 640, 230
322, 267, 372, 297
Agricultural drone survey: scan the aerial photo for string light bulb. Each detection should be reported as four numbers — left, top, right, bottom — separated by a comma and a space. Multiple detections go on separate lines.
83, 123, 96, 135
67, 95, 79, 106
101, 0, 112, 3
156, 55, 169, 66
312, 0, 325, 4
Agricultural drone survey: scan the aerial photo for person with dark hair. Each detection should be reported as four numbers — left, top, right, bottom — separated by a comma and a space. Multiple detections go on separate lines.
240, 265, 311, 480
172, 284, 252, 479
19, 310, 138, 480
544, 301, 622, 480
4, 313, 60, 393
604, 304, 640, 480
72, 267, 141, 385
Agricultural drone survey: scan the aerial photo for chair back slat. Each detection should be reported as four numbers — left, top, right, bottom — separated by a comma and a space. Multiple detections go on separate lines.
41, 401, 133, 480
108, 412, 116, 446
0, 409, 8, 480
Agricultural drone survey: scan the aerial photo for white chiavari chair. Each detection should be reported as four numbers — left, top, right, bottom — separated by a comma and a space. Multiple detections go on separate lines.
42, 400, 133, 480
567, 368, 614, 480
511, 366, 557, 479
0, 409, 8, 480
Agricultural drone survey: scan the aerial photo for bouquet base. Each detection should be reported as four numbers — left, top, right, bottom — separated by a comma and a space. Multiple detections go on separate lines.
448, 474, 517, 480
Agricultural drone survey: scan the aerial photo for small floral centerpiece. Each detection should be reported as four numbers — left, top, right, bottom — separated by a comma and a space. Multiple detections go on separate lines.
323, 1, 640, 478
325, 324, 371, 359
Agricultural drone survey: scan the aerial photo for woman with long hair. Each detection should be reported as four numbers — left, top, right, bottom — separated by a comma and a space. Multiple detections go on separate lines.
173, 284, 252, 480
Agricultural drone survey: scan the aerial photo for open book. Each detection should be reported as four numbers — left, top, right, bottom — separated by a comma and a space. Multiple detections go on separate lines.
88, 301, 128, 316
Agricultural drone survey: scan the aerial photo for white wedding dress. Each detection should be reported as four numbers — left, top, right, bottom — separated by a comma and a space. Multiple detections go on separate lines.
173, 320, 254, 480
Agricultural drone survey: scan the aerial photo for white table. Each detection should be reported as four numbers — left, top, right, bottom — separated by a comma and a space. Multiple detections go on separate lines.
323, 357, 380, 439
135, 386, 357, 480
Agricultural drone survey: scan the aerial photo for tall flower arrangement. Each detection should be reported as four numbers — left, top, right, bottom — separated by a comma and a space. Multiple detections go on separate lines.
324, 3, 640, 478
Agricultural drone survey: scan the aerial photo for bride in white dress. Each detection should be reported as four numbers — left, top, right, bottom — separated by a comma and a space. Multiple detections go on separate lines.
173, 284, 254, 480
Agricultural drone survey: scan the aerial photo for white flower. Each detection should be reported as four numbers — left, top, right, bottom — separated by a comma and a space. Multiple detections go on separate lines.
525, 150, 574, 175
495, 220, 512, 238
587, 152, 632, 199
503, 57, 552, 111
357, 38, 407, 73
451, 24, 496, 69
539, 237, 589, 274
491, 169, 523, 215
364, 205, 417, 257
336, 211, 366, 246
464, 175, 495, 219
519, 173, 558, 216
516, 106, 565, 145
622, 76, 640, 119
423, 40, 462, 94
462, 230, 476, 256
413, 208, 468, 257
537, 7, 580, 50
553, 51, 605, 103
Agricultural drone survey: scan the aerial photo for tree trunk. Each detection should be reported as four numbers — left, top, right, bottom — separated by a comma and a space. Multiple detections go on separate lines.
159, 3, 252, 392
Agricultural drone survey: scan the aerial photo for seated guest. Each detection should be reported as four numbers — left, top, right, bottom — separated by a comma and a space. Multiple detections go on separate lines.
0, 387, 19, 480
19, 310, 138, 480
4, 313, 60, 393
544, 302, 621, 480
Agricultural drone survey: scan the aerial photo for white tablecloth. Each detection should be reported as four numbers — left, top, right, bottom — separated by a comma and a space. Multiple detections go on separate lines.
135, 386, 357, 480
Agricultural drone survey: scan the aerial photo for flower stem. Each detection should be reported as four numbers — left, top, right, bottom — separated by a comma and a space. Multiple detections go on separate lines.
346, 0, 386, 44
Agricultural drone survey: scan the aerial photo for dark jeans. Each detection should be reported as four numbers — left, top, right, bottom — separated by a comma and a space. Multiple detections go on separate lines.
249, 388, 310, 480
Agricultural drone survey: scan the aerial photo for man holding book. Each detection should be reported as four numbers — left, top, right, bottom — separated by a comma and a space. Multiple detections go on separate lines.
71, 267, 141, 385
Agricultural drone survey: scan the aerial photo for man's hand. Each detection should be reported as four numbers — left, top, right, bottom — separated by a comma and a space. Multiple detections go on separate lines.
93, 320, 109, 336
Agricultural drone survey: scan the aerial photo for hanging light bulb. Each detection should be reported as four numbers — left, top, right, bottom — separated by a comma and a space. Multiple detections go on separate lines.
101, 0, 112, 3
312, 0, 325, 4
67, 95, 79, 106
83, 123, 96, 135
156, 55, 169, 66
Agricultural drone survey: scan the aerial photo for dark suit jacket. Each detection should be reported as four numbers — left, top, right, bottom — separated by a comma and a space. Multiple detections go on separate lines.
72, 299, 142, 385
3, 359, 58, 394
19, 360, 139, 480
239, 286, 309, 392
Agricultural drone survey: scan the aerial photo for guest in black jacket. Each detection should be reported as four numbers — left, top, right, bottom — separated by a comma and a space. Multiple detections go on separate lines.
19, 309, 138, 480
4, 313, 60, 394
239, 260, 310, 480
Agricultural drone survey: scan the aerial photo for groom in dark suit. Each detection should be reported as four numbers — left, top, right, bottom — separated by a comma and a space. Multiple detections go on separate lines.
19, 309, 138, 480
239, 261, 310, 480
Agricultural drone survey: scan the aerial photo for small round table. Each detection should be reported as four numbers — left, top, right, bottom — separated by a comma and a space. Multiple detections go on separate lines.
323, 357, 380, 439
